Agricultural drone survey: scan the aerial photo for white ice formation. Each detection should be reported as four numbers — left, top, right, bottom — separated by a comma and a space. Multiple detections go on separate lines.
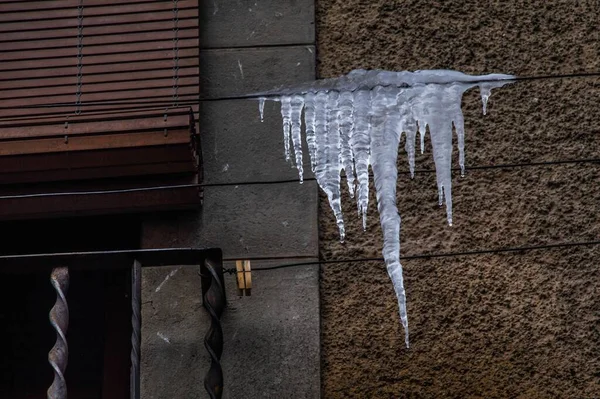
255, 69, 515, 348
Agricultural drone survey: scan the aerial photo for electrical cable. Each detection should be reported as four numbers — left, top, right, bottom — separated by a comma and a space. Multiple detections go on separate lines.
0, 156, 596, 199
200, 157, 600, 186
0, 183, 200, 200
0, 71, 599, 116
222, 239, 600, 274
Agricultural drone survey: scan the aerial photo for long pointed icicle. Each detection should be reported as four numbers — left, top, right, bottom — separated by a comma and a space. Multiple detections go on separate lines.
338, 91, 356, 197
454, 110, 466, 177
280, 96, 292, 161
414, 84, 462, 226
313, 91, 345, 241
370, 86, 409, 347
397, 89, 418, 179
428, 116, 454, 225
418, 122, 426, 154
304, 93, 318, 172
258, 97, 266, 122
324, 91, 345, 241
352, 90, 372, 230
405, 123, 418, 179
290, 95, 305, 182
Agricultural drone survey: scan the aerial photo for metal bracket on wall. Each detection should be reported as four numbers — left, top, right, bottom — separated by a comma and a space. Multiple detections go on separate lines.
0, 248, 226, 399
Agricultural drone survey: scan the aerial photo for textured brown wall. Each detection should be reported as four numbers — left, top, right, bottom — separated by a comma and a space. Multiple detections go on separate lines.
316, 1, 600, 397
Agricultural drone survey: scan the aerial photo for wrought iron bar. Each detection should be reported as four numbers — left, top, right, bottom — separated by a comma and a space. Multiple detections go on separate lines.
130, 260, 142, 399
202, 256, 226, 399
48, 267, 70, 399
0, 249, 226, 398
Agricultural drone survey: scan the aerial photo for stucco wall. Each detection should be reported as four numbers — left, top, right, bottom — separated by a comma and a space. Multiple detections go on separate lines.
316, 1, 600, 397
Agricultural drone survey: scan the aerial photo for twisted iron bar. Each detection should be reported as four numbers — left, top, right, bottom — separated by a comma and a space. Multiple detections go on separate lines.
48, 267, 70, 399
130, 260, 142, 399
202, 258, 226, 399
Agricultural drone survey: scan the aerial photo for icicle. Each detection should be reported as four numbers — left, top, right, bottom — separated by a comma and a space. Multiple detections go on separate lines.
314, 91, 345, 241
304, 93, 317, 172
290, 95, 305, 182
479, 85, 491, 115
478, 81, 511, 115
280, 96, 292, 161
370, 86, 409, 347
338, 91, 356, 197
453, 112, 466, 177
418, 121, 426, 154
397, 89, 417, 179
405, 123, 417, 179
255, 69, 515, 344
427, 87, 454, 226
326, 91, 344, 241
258, 97, 266, 122
429, 116, 454, 226
433, 133, 454, 223
414, 84, 462, 225
352, 90, 371, 230
313, 91, 328, 171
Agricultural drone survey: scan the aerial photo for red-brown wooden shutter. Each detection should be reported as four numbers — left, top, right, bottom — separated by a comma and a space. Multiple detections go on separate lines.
0, 1, 201, 220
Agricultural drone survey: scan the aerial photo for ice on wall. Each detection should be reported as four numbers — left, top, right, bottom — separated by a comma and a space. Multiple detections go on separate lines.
255, 69, 515, 348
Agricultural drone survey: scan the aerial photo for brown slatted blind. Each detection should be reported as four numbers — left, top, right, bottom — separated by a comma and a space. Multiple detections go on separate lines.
0, 1, 201, 220
0, 0, 199, 122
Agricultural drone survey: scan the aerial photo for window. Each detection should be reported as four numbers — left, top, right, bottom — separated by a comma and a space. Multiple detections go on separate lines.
0, 1, 201, 219
0, 215, 141, 399
0, 1, 202, 397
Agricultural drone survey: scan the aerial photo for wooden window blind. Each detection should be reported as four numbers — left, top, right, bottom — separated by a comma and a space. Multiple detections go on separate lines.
0, 1, 201, 220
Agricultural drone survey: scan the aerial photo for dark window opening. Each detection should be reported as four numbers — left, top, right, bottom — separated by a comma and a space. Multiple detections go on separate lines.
0, 215, 141, 256
0, 215, 141, 399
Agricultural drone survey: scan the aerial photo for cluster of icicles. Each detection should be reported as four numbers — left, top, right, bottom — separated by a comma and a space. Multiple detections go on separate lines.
255, 69, 515, 348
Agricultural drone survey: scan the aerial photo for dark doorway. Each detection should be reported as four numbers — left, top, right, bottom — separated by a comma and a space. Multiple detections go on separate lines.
0, 215, 141, 399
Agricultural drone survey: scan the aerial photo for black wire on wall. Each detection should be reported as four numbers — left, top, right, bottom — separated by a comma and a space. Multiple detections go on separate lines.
0, 156, 596, 199
0, 71, 599, 118
223, 239, 600, 273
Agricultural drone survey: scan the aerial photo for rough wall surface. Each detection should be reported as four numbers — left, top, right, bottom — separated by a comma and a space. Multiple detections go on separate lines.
316, 1, 600, 397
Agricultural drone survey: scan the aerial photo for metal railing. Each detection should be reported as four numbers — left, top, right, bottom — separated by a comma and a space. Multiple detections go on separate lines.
0, 247, 226, 399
